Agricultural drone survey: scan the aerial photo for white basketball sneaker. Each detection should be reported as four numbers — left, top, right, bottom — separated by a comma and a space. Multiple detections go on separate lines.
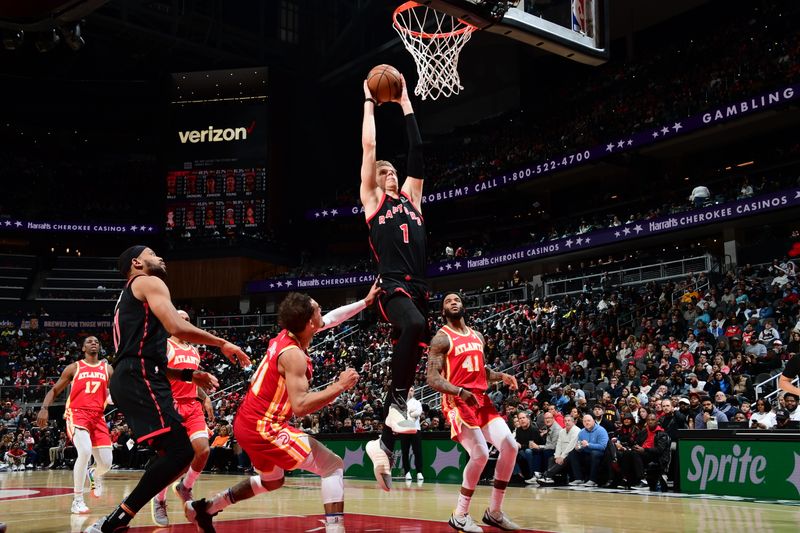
482, 509, 522, 531
365, 439, 393, 492
71, 499, 90, 514
384, 404, 417, 434
448, 513, 483, 532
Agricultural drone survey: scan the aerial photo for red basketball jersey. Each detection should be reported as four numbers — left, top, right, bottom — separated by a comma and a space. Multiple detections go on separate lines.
66, 359, 109, 413
166, 338, 201, 402
239, 330, 312, 424
441, 325, 488, 392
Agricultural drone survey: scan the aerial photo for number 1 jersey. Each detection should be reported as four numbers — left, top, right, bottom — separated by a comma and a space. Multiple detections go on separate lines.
366, 192, 427, 278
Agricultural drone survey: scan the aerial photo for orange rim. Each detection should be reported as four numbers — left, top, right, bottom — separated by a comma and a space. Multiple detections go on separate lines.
393, 1, 477, 39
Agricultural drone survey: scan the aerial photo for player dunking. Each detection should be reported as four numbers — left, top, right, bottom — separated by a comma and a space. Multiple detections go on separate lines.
427, 293, 521, 532
360, 72, 428, 491
184, 286, 378, 533
85, 245, 250, 533
150, 310, 216, 527
38, 336, 113, 515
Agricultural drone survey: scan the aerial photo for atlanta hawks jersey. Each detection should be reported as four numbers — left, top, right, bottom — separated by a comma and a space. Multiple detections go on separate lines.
440, 325, 488, 392
166, 338, 201, 402
66, 359, 110, 413
367, 192, 427, 278
238, 329, 313, 424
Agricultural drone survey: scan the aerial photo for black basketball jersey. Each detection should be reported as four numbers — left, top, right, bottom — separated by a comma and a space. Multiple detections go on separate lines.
367, 192, 427, 278
113, 275, 169, 366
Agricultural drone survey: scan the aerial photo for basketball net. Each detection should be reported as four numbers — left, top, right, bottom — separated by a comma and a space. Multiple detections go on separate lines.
393, 1, 477, 101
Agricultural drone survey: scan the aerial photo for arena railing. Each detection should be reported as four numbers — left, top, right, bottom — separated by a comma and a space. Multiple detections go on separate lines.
543, 254, 713, 298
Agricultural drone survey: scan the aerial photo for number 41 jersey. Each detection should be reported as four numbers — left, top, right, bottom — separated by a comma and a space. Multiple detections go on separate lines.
440, 325, 488, 392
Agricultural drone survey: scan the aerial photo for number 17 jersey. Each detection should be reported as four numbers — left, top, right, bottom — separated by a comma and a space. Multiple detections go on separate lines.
440, 325, 488, 392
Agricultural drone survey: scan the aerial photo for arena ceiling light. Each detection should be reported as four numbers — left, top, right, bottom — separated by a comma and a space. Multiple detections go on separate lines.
2, 29, 23, 50
34, 28, 60, 53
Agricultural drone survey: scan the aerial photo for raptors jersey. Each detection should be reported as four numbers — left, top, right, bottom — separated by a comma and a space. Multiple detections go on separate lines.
113, 275, 169, 365
367, 192, 427, 278
166, 338, 200, 402
238, 330, 312, 425
66, 359, 110, 414
440, 325, 488, 392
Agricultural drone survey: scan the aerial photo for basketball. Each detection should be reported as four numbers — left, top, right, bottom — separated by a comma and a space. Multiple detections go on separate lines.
367, 64, 403, 103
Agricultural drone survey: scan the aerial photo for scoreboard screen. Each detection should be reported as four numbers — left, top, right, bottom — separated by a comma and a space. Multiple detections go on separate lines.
165, 167, 266, 234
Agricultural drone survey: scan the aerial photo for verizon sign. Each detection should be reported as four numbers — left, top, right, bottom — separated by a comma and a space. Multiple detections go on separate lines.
178, 121, 256, 144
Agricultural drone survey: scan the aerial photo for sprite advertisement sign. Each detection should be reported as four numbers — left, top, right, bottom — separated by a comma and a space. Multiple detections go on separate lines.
679, 439, 800, 500
289, 437, 469, 484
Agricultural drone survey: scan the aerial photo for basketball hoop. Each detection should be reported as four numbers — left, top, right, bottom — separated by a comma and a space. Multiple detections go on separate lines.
393, 1, 477, 101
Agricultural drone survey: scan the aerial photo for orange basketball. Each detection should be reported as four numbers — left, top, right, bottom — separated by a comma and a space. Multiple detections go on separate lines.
367, 64, 403, 103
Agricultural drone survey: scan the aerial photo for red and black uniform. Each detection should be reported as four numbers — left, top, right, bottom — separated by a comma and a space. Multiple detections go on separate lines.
367, 191, 429, 319
111, 275, 182, 443
439, 325, 502, 440
234, 330, 313, 473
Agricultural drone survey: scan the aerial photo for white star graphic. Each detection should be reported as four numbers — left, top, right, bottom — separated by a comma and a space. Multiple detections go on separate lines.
661, 126, 670, 135
606, 143, 614, 152
285, 281, 293, 287
585, 237, 591, 244
3, 221, 10, 226
617, 140, 625, 148
430, 445, 463, 476
322, 210, 328, 216
14, 221, 22, 227
331, 209, 338, 216
139, 226, 147, 231
633, 224, 643, 233
454, 262, 461, 269
439, 266, 444, 272
627, 139, 633, 146
673, 122, 683, 132
623, 227, 631, 235
276, 281, 283, 287
576, 237, 583, 245
147, 226, 153, 232
786, 452, 800, 496
342, 446, 365, 473
565, 239, 573, 248
269, 283, 275, 288
130, 225, 138, 231
445, 263, 452, 270
652, 131, 659, 138
794, 191, 800, 199
614, 231, 621, 237
315, 212, 320, 218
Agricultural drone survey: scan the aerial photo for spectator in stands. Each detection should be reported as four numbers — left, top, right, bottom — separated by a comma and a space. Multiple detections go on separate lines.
513, 411, 537, 481
694, 396, 728, 429
785, 393, 800, 422
534, 414, 579, 486
568, 413, 609, 488
524, 411, 560, 482
5, 442, 26, 471
712, 392, 738, 420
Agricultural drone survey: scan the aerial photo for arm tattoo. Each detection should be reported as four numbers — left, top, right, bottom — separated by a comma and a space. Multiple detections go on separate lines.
426, 332, 462, 396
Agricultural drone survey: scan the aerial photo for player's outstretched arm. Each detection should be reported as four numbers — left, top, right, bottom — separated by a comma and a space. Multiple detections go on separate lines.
320, 281, 380, 331
395, 74, 424, 211
426, 332, 479, 406
361, 80, 381, 217
132, 275, 251, 367
37, 363, 77, 427
282, 348, 358, 417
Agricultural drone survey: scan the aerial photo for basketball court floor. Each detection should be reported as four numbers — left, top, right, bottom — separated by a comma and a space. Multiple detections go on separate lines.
1, 470, 798, 532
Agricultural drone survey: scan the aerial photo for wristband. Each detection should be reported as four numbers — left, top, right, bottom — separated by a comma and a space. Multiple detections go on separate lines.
181, 369, 194, 382
457, 387, 463, 398
365, 97, 377, 105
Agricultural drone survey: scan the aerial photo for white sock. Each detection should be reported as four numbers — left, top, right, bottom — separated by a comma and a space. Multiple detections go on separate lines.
206, 489, 234, 515
489, 487, 505, 514
455, 493, 472, 516
74, 492, 84, 502
183, 466, 201, 489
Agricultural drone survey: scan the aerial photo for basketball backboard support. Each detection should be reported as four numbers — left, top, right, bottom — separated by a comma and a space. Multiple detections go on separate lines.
421, 0, 608, 66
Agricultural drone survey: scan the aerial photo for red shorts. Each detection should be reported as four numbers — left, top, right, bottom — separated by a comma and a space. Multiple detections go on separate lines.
234, 414, 311, 473
66, 408, 111, 447
442, 390, 502, 440
176, 400, 209, 441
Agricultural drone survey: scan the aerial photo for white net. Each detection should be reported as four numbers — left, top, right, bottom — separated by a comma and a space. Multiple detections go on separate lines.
393, 1, 476, 101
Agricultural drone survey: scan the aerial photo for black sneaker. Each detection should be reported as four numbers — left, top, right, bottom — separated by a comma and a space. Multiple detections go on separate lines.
184, 498, 218, 533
